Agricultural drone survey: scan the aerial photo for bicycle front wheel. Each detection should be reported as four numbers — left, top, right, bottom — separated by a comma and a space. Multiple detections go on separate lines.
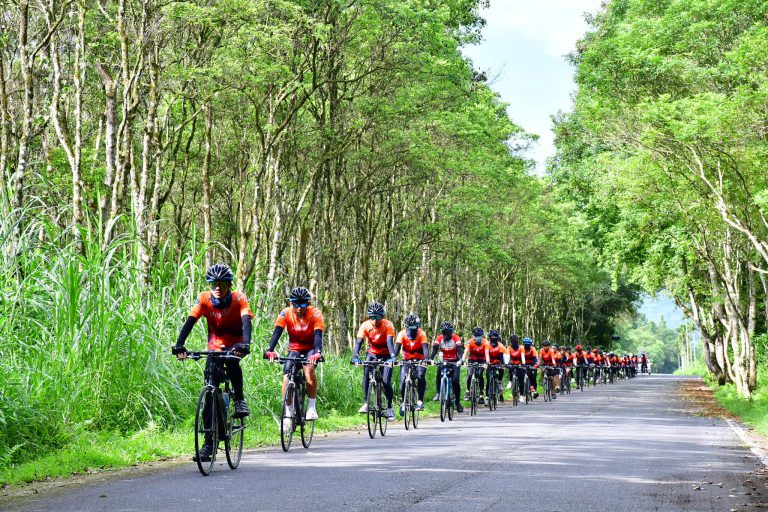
523, 374, 531, 404
300, 386, 314, 449
439, 377, 448, 422
195, 386, 217, 476
512, 375, 519, 406
280, 383, 295, 452
403, 379, 412, 430
470, 376, 478, 416
366, 380, 378, 439
410, 382, 419, 429
447, 382, 454, 421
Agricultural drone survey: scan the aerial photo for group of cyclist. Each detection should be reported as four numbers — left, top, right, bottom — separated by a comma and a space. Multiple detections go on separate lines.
172, 264, 650, 461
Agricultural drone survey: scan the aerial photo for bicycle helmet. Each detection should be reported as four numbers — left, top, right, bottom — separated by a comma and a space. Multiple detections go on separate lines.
205, 263, 234, 283
367, 301, 385, 318
542, 339, 551, 347
404, 314, 421, 328
289, 286, 312, 303
509, 334, 519, 343
471, 327, 484, 337
439, 321, 454, 333
488, 329, 500, 340
523, 337, 532, 346
575, 344, 582, 351
592, 347, 599, 353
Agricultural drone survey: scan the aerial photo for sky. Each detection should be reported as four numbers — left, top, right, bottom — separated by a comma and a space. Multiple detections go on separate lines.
463, 0, 686, 329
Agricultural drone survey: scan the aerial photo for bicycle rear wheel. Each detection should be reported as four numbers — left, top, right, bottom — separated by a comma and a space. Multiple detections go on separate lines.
300, 386, 314, 449
280, 383, 295, 452
366, 380, 377, 439
378, 384, 388, 436
194, 386, 217, 476
225, 394, 245, 469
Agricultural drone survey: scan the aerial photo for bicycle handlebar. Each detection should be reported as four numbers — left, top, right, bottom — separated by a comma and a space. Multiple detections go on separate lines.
184, 350, 242, 361
268, 356, 325, 365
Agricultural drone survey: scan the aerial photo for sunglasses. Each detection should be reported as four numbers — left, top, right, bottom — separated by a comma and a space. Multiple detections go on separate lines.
369, 315, 383, 320
291, 301, 309, 308
209, 281, 230, 290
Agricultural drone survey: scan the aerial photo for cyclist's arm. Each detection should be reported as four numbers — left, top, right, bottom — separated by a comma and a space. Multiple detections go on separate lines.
266, 326, 283, 352
484, 347, 490, 365
353, 337, 364, 359
175, 316, 198, 348
314, 329, 323, 353
386, 335, 395, 358
242, 315, 252, 345
421, 342, 429, 360
456, 345, 463, 361
430, 344, 439, 360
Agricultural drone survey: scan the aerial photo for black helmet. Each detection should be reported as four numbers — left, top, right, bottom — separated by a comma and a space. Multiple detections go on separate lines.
488, 329, 500, 340
565, 346, 571, 351
542, 339, 551, 347
440, 321, 454, 333
205, 263, 234, 283
509, 334, 519, 343
471, 327, 484, 337
289, 286, 312, 303
367, 302, 385, 318
404, 314, 421, 328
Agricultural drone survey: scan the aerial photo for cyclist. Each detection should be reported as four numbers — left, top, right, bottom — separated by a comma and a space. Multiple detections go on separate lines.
463, 327, 488, 404
172, 263, 254, 462
640, 352, 649, 373
486, 330, 507, 401
522, 337, 538, 398
264, 286, 324, 424
538, 340, 560, 398
352, 302, 396, 420
394, 314, 429, 414
561, 345, 574, 387
430, 321, 464, 413
506, 334, 526, 395
572, 344, 590, 386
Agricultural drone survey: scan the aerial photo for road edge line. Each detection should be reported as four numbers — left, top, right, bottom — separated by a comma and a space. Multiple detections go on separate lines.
725, 418, 768, 467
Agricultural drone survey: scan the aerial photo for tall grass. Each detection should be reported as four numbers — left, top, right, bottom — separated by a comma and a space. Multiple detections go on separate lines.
0, 209, 362, 479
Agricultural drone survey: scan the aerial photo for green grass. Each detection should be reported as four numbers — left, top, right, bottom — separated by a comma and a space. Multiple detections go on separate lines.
712, 381, 768, 437
673, 360, 708, 377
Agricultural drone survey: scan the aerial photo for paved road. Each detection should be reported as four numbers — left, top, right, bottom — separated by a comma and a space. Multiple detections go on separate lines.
3, 375, 766, 511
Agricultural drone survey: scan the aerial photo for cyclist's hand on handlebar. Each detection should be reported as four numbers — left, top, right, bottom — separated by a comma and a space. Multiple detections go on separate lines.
308, 353, 323, 365
351, 357, 362, 366
386, 357, 396, 366
172, 345, 187, 360
264, 351, 278, 361
232, 343, 250, 358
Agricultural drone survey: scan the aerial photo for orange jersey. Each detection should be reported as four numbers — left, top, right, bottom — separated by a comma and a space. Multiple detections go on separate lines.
357, 319, 396, 357
507, 346, 525, 365
466, 338, 489, 361
561, 351, 573, 366
487, 342, 507, 364
189, 291, 254, 351
396, 328, 428, 360
523, 347, 538, 365
573, 350, 590, 365
539, 347, 557, 365
434, 333, 463, 361
275, 306, 325, 352
593, 354, 603, 365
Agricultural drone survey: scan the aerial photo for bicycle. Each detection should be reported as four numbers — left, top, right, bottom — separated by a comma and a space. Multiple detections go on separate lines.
561, 367, 571, 395
486, 364, 502, 411
521, 364, 533, 404
466, 362, 485, 416
184, 351, 246, 476
270, 355, 323, 451
438, 361, 461, 422
541, 365, 557, 402
354, 359, 391, 438
506, 364, 523, 406
399, 360, 425, 430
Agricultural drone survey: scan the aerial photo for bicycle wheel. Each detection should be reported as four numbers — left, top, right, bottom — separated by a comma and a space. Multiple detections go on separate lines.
300, 386, 314, 449
470, 375, 478, 416
523, 374, 531, 404
378, 383, 388, 436
403, 379, 411, 430
280, 382, 295, 452
366, 380, 377, 439
194, 386, 217, 476
447, 383, 454, 421
543, 375, 550, 403
511, 374, 519, 406
439, 376, 448, 422
225, 394, 245, 470
411, 381, 419, 429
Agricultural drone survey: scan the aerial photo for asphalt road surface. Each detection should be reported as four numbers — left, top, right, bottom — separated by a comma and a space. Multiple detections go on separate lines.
3, 375, 766, 512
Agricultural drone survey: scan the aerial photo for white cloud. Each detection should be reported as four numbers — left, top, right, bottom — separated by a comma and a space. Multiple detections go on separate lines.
481, 0, 603, 59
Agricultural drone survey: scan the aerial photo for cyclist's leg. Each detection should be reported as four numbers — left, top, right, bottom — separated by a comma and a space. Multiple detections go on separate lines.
517, 367, 526, 395
303, 349, 318, 399
223, 358, 245, 400
478, 368, 485, 398
399, 364, 407, 400
416, 365, 427, 402
450, 365, 461, 401
282, 352, 300, 397
362, 353, 376, 401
